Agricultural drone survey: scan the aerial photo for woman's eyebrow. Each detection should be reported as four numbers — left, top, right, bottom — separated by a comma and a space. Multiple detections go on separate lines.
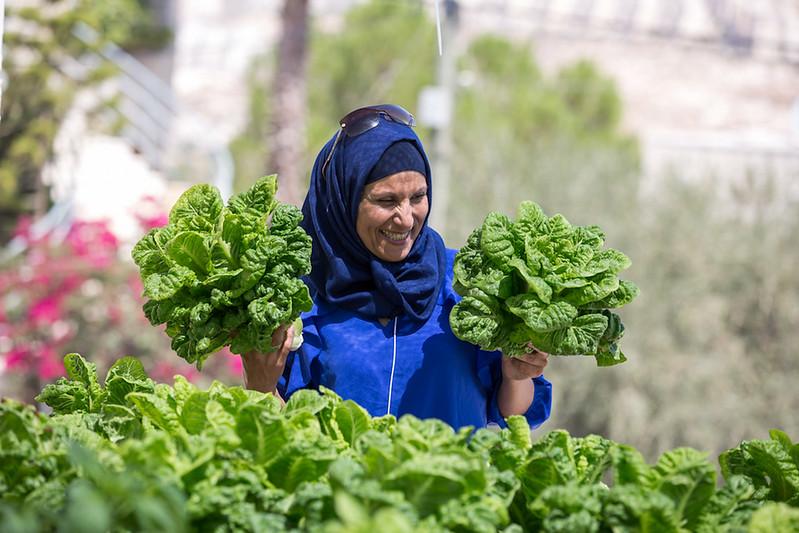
366, 187, 426, 199
366, 192, 395, 201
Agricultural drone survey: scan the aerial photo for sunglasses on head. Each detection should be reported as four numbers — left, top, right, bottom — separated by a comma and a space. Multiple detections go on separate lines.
320, 104, 416, 180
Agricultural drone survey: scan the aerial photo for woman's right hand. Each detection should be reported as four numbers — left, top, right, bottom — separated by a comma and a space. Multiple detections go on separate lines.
241, 324, 295, 398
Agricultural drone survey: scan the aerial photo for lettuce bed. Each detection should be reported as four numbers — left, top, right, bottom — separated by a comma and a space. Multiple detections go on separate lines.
2, 353, 798, 532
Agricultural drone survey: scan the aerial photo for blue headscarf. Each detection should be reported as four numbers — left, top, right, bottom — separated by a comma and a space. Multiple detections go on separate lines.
300, 117, 446, 322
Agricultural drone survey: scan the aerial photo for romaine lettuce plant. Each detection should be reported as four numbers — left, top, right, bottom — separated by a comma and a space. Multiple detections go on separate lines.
131, 175, 312, 369
450, 201, 638, 365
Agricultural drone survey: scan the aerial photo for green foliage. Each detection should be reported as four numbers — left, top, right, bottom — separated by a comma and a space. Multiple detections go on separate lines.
0, 0, 171, 242
231, 1, 637, 216
131, 176, 312, 368
4, 353, 798, 532
719, 430, 799, 505
225, 0, 797, 473
228, 54, 276, 193
450, 201, 638, 363
450, 35, 639, 245
747, 502, 799, 533
306, 0, 436, 145
551, 174, 799, 460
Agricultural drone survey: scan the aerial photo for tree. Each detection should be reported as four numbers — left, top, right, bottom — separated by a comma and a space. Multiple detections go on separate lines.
305, 0, 436, 151
267, 0, 310, 206
449, 36, 639, 244
230, 0, 436, 195
0, 0, 170, 243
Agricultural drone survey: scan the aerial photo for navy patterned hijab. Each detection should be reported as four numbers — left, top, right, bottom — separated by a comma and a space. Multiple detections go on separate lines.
300, 116, 446, 321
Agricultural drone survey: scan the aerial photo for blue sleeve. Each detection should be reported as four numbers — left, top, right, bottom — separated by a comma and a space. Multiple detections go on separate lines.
478, 349, 553, 430
277, 308, 323, 399
447, 247, 552, 429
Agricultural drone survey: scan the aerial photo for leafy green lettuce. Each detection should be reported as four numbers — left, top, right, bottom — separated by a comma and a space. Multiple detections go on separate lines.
131, 175, 312, 369
5, 353, 798, 532
450, 201, 639, 365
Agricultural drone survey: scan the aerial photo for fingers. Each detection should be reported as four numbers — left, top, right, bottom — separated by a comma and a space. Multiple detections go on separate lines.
517, 346, 549, 368
241, 324, 295, 394
271, 324, 288, 348
281, 326, 295, 354
525, 342, 548, 355
512, 355, 547, 374
270, 323, 295, 352
502, 352, 548, 381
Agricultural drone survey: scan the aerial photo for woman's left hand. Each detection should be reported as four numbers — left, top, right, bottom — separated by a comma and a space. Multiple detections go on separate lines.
501, 344, 549, 381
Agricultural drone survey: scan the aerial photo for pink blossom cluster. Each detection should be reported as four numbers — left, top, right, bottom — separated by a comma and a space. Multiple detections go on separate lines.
1, 218, 122, 380
1, 207, 245, 398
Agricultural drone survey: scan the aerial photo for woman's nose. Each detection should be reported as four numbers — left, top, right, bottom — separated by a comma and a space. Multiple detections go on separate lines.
394, 201, 414, 228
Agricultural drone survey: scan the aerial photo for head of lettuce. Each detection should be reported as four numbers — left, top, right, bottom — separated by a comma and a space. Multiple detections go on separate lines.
449, 201, 639, 367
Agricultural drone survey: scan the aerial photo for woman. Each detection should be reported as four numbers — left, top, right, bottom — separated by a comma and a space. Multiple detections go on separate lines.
243, 104, 551, 430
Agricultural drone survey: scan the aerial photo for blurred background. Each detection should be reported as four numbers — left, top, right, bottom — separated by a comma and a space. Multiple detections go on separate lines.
1, 0, 798, 462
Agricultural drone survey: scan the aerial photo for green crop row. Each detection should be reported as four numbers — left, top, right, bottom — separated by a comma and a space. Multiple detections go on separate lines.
1, 353, 798, 532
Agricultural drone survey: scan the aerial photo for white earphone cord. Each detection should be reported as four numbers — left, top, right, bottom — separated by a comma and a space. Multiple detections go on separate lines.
387, 316, 398, 415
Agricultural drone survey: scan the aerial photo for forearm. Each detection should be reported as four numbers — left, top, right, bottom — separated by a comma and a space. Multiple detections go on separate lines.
241, 357, 281, 395
242, 367, 286, 406
497, 377, 536, 418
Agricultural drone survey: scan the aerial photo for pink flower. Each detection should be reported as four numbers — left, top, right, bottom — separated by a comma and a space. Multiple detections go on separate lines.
31, 273, 52, 287
137, 213, 169, 230
65, 221, 119, 268
223, 348, 243, 374
182, 366, 200, 383
37, 351, 65, 381
28, 297, 62, 325
64, 274, 83, 291
11, 216, 34, 243
4, 346, 29, 370
128, 274, 144, 297
108, 304, 122, 325
133, 196, 169, 230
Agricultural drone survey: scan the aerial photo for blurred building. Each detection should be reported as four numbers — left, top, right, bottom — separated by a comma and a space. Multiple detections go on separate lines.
170, 0, 799, 195
18, 0, 799, 249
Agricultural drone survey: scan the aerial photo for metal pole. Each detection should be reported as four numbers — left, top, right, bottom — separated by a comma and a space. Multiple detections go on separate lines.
428, 0, 459, 237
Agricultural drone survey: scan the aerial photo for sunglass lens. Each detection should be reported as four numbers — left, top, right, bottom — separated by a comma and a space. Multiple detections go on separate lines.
346, 115, 381, 137
380, 104, 415, 127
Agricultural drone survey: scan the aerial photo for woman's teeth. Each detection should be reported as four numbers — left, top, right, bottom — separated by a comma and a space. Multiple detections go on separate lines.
380, 229, 411, 241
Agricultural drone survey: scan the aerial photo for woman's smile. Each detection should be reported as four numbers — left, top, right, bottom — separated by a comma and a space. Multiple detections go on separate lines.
379, 228, 412, 242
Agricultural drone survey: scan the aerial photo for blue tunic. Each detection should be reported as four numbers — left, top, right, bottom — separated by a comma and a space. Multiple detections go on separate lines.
279, 249, 552, 430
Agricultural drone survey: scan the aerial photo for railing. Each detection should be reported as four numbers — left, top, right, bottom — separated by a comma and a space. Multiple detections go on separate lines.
72, 22, 233, 198
2, 23, 234, 261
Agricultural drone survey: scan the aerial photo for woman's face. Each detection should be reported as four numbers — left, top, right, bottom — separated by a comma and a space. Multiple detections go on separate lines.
356, 170, 429, 262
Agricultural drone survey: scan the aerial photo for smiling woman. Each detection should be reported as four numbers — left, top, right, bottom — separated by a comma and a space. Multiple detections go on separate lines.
241, 104, 553, 431
357, 152, 429, 262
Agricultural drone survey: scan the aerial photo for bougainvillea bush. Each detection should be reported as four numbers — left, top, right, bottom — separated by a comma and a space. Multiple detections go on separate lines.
1, 353, 798, 532
0, 213, 242, 404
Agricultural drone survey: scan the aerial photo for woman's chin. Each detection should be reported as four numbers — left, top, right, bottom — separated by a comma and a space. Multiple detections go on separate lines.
375, 240, 413, 262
